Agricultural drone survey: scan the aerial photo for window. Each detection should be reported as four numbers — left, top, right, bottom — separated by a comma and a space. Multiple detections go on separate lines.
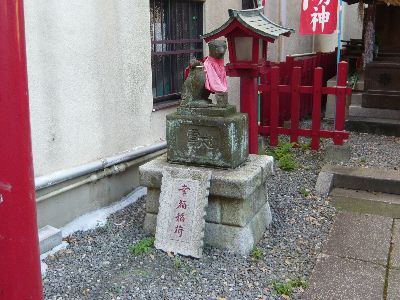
242, 0, 257, 9
150, 0, 204, 104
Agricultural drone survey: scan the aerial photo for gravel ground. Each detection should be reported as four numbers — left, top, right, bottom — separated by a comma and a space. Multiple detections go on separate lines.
43, 126, 399, 300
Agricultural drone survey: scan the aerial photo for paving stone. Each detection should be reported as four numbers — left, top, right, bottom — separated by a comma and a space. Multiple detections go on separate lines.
323, 212, 392, 265
392, 219, 400, 269
387, 269, 400, 300
302, 255, 386, 300
154, 167, 211, 258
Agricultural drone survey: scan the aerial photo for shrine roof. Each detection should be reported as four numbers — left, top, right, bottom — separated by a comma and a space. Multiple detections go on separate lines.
202, 7, 294, 41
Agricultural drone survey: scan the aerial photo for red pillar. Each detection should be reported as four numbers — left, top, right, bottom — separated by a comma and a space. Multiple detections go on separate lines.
240, 76, 258, 154
0, 1, 43, 299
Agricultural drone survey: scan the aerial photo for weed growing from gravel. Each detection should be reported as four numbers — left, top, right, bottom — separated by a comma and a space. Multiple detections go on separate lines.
250, 247, 263, 259
272, 278, 309, 296
278, 155, 298, 171
301, 142, 312, 151
267, 142, 299, 171
129, 237, 155, 255
174, 257, 182, 269
290, 278, 309, 289
299, 187, 311, 198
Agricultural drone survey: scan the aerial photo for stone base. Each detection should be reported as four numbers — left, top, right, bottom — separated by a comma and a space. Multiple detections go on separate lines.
166, 105, 248, 169
324, 144, 351, 163
140, 154, 274, 255
38, 225, 62, 254
325, 76, 352, 120
145, 201, 272, 255
362, 92, 400, 110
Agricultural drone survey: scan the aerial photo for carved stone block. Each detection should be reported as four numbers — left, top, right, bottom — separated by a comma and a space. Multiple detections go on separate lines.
166, 105, 248, 169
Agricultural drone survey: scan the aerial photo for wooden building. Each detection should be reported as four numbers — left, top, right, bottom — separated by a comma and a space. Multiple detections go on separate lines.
345, 0, 400, 136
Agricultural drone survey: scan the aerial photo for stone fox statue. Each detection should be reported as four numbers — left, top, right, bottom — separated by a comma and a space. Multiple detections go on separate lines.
181, 40, 228, 107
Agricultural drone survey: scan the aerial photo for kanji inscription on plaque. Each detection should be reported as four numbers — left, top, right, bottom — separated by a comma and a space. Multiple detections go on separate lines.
154, 167, 211, 258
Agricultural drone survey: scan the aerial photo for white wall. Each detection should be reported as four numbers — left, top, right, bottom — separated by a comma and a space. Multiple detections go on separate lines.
25, 0, 154, 176
315, 3, 363, 52
264, 0, 314, 61
204, 0, 242, 109
25, 0, 243, 177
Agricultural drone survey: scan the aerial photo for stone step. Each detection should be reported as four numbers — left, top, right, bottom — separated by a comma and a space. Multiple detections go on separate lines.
362, 92, 400, 110
327, 166, 400, 195
349, 105, 400, 119
354, 80, 364, 92
345, 116, 400, 137
330, 188, 400, 218
350, 93, 363, 106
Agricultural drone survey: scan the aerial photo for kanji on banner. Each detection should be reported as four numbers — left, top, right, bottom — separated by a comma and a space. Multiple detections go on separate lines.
299, 0, 338, 35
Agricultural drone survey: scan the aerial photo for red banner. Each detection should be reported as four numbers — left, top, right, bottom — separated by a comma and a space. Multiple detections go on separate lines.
299, 0, 338, 35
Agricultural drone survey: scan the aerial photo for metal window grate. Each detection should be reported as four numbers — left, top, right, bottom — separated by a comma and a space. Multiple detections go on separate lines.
150, 0, 204, 103
242, 0, 257, 9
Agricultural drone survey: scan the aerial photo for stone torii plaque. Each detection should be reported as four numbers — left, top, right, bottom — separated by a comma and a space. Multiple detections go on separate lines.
154, 167, 211, 258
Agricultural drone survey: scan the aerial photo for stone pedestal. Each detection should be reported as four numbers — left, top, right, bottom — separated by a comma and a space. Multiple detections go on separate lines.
139, 154, 274, 255
166, 105, 248, 169
363, 62, 400, 110
325, 76, 352, 120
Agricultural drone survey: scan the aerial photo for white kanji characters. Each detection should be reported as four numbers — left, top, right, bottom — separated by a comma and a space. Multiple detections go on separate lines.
303, 0, 309, 10
317, 0, 330, 5
310, 3, 331, 32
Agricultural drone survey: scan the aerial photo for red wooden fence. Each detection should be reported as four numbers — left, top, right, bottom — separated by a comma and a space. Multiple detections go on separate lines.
258, 61, 352, 150
260, 51, 338, 127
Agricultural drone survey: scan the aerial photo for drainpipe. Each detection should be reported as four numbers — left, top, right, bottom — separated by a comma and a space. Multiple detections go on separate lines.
0, 1, 43, 299
280, 0, 287, 61
35, 142, 167, 190
36, 161, 138, 203
276, 0, 287, 62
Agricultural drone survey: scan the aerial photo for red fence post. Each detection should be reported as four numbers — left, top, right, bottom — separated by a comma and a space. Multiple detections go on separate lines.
260, 73, 270, 126
290, 67, 302, 144
311, 68, 324, 150
0, 1, 43, 299
334, 61, 348, 145
241, 75, 258, 154
270, 67, 280, 147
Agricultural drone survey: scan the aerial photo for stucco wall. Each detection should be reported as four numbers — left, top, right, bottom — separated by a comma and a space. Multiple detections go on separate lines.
264, 0, 313, 61
204, 0, 242, 109
314, 3, 363, 52
25, 0, 244, 177
25, 0, 154, 176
